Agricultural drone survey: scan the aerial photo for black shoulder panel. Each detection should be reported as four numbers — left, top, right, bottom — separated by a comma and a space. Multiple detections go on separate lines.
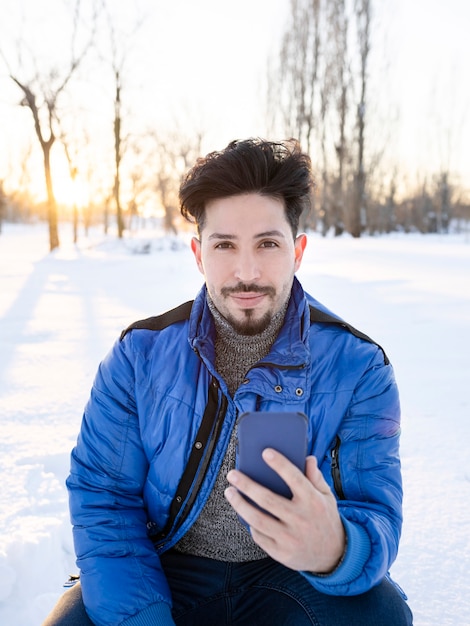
120, 300, 194, 341
309, 305, 389, 365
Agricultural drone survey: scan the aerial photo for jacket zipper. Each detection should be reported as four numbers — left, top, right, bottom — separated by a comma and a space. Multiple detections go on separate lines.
331, 436, 346, 500
175, 392, 228, 528
151, 384, 228, 549
250, 361, 306, 371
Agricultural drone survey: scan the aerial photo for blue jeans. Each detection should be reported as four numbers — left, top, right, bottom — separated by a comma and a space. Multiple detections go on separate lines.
162, 551, 412, 625
42, 551, 412, 625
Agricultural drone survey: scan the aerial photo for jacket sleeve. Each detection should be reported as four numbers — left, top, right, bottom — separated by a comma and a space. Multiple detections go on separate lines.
67, 335, 176, 626
304, 344, 403, 596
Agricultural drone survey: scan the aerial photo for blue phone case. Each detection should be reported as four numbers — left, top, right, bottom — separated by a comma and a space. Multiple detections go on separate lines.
236, 411, 308, 499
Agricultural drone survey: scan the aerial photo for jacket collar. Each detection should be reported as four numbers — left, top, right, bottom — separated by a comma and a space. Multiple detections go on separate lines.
188, 277, 311, 370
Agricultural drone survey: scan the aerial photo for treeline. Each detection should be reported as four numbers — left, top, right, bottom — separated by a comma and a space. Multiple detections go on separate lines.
0, 0, 468, 245
3, 167, 468, 238
304, 171, 470, 236
267, 0, 468, 237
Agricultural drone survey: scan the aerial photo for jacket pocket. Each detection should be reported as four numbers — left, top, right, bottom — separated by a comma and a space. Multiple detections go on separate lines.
331, 436, 346, 500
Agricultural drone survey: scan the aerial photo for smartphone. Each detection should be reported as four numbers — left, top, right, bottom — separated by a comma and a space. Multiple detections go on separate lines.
236, 411, 308, 500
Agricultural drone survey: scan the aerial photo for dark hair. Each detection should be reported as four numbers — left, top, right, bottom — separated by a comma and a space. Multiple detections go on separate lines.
179, 138, 314, 236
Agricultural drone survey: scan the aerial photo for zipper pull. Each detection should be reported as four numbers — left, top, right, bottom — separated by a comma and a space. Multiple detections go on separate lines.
331, 446, 338, 469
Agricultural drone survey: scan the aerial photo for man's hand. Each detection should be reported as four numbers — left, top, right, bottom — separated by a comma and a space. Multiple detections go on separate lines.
225, 449, 346, 574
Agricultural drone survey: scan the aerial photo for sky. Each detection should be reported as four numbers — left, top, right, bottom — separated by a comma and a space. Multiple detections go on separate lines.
0, 0, 469, 202
383, 0, 469, 185
0, 222, 469, 625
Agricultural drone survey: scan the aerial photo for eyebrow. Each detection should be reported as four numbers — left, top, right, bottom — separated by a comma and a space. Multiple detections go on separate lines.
207, 230, 286, 241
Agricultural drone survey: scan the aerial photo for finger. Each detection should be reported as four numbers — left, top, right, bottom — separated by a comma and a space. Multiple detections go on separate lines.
224, 485, 281, 534
226, 469, 290, 523
224, 486, 281, 556
305, 455, 332, 495
226, 468, 283, 510
260, 448, 307, 496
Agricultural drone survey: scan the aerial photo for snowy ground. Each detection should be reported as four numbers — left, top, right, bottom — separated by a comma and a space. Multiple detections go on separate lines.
0, 222, 469, 625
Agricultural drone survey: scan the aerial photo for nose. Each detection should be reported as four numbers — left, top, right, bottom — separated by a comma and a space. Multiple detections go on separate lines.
234, 250, 261, 283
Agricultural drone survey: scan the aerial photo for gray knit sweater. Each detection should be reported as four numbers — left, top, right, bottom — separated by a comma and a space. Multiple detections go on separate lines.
173, 297, 288, 560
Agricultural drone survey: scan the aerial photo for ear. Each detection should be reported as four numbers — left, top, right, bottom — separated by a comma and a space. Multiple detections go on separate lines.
294, 233, 307, 271
191, 237, 204, 275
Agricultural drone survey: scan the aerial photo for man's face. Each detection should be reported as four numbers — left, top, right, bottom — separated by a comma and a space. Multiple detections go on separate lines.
191, 193, 307, 335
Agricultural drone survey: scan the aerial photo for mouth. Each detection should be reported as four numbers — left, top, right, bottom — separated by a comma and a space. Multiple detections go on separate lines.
220, 283, 275, 311
230, 292, 266, 308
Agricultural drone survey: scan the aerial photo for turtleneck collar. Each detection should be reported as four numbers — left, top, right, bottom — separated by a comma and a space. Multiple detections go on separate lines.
206, 294, 289, 395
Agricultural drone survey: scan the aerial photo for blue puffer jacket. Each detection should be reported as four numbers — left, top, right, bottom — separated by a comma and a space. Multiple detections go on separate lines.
67, 278, 403, 626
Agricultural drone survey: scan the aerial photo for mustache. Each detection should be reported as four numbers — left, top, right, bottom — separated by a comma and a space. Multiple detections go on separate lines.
221, 283, 275, 297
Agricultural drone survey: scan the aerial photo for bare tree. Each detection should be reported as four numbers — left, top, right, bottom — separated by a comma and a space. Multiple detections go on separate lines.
98, 0, 147, 239
1, 2, 95, 251
8, 72, 71, 250
0, 180, 6, 233
269, 0, 382, 237
428, 68, 467, 233
329, 0, 350, 236
125, 139, 152, 233
60, 138, 79, 243
269, 0, 354, 234
152, 131, 204, 234
2, 143, 36, 223
349, 0, 371, 237
275, 0, 322, 154
113, 62, 125, 237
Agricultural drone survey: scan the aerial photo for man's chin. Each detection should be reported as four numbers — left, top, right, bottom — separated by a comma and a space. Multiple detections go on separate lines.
226, 310, 272, 336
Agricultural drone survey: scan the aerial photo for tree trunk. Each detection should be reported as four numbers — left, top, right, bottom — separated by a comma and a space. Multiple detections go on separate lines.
0, 181, 6, 234
114, 72, 125, 238
73, 204, 78, 243
43, 144, 60, 251
350, 0, 370, 237
351, 167, 365, 238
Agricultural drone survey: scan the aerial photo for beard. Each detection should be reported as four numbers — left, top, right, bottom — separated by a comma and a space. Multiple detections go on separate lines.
218, 282, 277, 336
223, 308, 273, 336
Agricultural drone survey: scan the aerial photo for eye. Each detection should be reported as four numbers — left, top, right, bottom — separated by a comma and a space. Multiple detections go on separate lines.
214, 241, 234, 249
259, 240, 279, 248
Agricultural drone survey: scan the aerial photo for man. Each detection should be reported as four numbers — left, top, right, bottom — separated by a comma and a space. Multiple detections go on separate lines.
43, 139, 412, 625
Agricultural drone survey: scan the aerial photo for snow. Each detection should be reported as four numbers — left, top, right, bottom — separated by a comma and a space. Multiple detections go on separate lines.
1, 222, 469, 625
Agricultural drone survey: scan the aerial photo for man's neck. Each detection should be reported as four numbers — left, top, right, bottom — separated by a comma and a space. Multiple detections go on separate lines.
207, 295, 289, 395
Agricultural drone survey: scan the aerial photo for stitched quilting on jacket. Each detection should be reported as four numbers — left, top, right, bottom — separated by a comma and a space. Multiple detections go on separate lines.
67, 277, 402, 625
